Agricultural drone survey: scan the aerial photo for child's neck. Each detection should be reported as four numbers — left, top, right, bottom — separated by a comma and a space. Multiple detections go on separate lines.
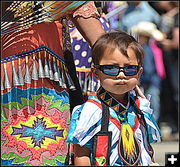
109, 92, 128, 106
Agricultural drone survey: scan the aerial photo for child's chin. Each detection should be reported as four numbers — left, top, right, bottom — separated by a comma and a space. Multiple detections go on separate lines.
110, 89, 129, 96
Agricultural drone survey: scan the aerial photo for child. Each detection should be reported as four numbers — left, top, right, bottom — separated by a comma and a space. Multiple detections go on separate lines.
66, 31, 161, 166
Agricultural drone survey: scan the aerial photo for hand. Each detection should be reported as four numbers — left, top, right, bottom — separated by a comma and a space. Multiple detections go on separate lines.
134, 85, 146, 99
159, 39, 172, 51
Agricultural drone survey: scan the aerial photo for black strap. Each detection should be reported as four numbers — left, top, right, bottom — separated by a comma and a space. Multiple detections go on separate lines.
92, 101, 111, 166
101, 102, 110, 132
62, 17, 85, 112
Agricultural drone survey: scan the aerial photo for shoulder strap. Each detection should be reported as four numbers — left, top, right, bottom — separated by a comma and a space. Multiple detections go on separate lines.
92, 101, 112, 166
101, 102, 110, 132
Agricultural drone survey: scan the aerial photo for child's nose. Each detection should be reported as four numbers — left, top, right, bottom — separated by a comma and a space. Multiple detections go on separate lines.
115, 70, 126, 79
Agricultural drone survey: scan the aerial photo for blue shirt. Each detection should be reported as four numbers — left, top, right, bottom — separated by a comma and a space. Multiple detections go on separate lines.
120, 2, 161, 32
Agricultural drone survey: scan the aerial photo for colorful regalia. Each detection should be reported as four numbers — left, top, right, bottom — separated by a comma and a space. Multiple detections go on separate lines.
67, 87, 161, 166
1, 1, 99, 166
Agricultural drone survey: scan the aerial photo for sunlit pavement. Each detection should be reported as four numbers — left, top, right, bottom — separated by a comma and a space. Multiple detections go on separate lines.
152, 141, 179, 166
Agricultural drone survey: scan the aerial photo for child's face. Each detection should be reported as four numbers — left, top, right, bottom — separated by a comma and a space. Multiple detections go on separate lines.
93, 47, 143, 100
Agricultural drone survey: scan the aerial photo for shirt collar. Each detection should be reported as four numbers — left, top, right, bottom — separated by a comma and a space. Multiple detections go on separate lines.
97, 86, 131, 114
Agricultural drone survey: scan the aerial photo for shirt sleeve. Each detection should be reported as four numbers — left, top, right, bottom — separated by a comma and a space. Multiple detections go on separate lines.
66, 101, 102, 149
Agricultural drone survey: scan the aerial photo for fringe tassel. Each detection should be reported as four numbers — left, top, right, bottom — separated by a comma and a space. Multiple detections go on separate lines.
2, 46, 76, 90
83, 72, 88, 93
12, 61, 20, 86
90, 73, 95, 92
32, 54, 38, 80
44, 51, 50, 78
24, 56, 31, 84
18, 58, 24, 85
63, 64, 76, 90
78, 71, 82, 89
87, 73, 92, 92
38, 52, 45, 78
48, 54, 54, 80
53, 57, 59, 82
4, 63, 11, 89
60, 62, 67, 88
87, 72, 95, 92
76, 71, 99, 95
57, 60, 63, 87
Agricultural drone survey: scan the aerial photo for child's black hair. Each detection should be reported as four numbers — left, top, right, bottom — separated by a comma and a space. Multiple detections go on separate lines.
92, 30, 144, 66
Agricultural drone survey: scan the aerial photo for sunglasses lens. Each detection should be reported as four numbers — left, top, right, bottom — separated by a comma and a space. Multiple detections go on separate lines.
103, 66, 119, 76
124, 66, 138, 76
103, 69, 119, 76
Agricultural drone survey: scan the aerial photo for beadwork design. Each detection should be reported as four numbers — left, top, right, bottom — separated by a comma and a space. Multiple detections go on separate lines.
1, 87, 70, 166
1, 46, 72, 166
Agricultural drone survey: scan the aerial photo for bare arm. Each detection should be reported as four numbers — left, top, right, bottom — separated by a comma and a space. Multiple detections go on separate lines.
172, 27, 179, 49
68, 1, 105, 47
73, 144, 91, 166
160, 27, 179, 51
71, 16, 105, 47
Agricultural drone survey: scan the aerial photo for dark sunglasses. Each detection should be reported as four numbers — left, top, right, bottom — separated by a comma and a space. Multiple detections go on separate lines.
94, 65, 140, 76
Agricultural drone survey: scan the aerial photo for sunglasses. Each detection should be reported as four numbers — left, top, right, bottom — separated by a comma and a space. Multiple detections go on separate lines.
94, 65, 140, 76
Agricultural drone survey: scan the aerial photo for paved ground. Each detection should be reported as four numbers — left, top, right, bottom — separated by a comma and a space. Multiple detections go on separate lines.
152, 141, 179, 166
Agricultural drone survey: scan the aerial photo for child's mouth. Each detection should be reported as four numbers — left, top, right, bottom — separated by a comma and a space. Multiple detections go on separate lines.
115, 81, 126, 85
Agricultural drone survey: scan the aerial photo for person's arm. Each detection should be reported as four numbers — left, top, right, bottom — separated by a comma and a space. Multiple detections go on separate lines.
73, 144, 91, 166
71, 16, 105, 47
69, 1, 105, 47
160, 27, 179, 51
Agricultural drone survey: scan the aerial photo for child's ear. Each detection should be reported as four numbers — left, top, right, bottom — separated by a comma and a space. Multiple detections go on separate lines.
91, 67, 100, 80
138, 66, 143, 77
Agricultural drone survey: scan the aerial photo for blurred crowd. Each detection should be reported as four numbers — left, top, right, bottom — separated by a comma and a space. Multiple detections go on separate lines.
96, 1, 179, 141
